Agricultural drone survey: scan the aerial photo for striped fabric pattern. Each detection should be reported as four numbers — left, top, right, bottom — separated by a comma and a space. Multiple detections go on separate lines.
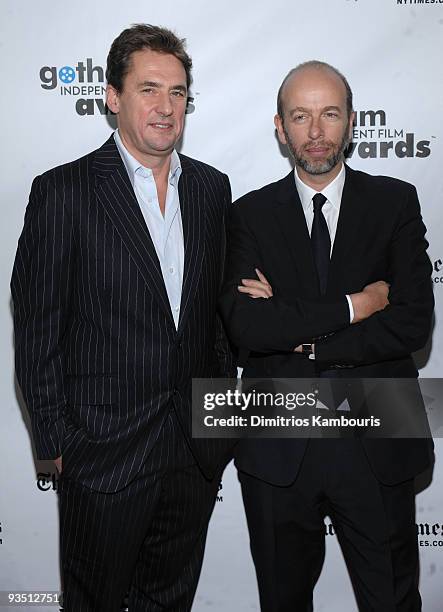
11, 136, 235, 493
59, 412, 221, 612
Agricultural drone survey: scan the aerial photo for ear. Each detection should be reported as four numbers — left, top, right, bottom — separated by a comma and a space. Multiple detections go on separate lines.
274, 114, 287, 146
347, 110, 356, 140
106, 84, 120, 114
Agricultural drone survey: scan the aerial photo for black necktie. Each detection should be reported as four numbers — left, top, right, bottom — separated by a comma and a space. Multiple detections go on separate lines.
311, 193, 330, 295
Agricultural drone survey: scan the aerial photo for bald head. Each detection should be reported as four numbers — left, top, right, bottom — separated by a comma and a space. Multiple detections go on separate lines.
273, 60, 355, 187
277, 61, 353, 120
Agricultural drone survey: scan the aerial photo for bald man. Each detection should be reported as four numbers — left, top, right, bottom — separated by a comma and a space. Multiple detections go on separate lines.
220, 61, 433, 611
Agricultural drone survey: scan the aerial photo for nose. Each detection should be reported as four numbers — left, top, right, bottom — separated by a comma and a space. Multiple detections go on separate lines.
308, 116, 323, 140
156, 91, 173, 116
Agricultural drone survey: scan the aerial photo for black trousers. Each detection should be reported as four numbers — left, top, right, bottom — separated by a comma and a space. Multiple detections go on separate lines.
239, 439, 421, 612
59, 412, 221, 612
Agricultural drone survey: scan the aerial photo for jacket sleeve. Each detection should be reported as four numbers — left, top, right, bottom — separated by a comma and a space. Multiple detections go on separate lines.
219, 201, 350, 353
11, 173, 75, 459
214, 174, 237, 377
315, 185, 434, 368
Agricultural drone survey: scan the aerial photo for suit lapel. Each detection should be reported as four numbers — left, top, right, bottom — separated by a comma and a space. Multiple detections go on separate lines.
273, 171, 320, 296
327, 165, 366, 292
93, 136, 174, 326
177, 156, 206, 336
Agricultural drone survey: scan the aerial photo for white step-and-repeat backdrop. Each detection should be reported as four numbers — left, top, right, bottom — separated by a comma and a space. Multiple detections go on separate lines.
1, 1, 442, 610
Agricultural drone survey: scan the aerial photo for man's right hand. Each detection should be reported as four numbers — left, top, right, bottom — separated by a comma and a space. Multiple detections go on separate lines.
350, 280, 390, 324
238, 269, 273, 299
54, 456, 62, 473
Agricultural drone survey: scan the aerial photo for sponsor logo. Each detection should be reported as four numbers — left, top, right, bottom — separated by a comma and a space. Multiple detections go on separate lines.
0, 521, 3, 545
36, 473, 221, 501
397, 0, 443, 5
39, 59, 109, 116
433, 258, 443, 285
39, 59, 195, 116
325, 521, 443, 548
417, 522, 443, 549
347, 109, 432, 160
36, 472, 59, 492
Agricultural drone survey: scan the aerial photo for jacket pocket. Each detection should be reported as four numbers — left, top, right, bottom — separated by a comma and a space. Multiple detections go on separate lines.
65, 375, 121, 439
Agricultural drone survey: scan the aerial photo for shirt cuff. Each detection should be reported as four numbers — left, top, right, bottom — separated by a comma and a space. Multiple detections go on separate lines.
345, 294, 354, 323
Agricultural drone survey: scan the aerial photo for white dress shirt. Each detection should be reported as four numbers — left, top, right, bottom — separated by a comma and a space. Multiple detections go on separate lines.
114, 130, 184, 328
294, 163, 354, 322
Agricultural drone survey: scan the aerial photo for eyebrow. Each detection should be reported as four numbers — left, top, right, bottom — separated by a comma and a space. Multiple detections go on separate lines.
322, 106, 341, 113
289, 105, 342, 116
138, 80, 187, 92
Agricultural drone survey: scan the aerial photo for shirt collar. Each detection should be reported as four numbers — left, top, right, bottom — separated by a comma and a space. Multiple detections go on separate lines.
113, 129, 182, 187
294, 163, 346, 212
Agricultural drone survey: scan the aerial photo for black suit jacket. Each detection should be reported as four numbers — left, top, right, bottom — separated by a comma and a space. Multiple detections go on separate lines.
12, 136, 235, 493
220, 165, 434, 486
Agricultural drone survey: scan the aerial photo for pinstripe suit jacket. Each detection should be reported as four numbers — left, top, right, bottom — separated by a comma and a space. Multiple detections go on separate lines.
11, 136, 235, 493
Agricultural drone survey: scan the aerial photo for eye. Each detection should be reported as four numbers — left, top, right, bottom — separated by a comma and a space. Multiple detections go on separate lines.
293, 114, 307, 122
171, 89, 186, 98
324, 111, 339, 119
141, 87, 155, 94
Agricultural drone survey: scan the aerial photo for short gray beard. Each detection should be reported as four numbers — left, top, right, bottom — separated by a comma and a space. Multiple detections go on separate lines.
284, 125, 350, 176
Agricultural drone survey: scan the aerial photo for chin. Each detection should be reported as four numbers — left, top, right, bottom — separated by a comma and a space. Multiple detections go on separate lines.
301, 161, 330, 175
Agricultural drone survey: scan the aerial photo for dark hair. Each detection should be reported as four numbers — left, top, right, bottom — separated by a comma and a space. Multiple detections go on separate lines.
277, 60, 353, 119
106, 23, 192, 92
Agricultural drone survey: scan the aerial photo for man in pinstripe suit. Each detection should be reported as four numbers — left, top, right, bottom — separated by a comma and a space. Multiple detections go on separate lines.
11, 24, 234, 612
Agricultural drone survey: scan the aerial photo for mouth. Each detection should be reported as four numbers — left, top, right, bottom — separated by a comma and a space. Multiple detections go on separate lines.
305, 145, 330, 157
149, 122, 173, 130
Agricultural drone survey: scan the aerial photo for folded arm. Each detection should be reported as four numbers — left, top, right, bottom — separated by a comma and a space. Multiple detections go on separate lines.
219, 203, 351, 353
315, 185, 434, 368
